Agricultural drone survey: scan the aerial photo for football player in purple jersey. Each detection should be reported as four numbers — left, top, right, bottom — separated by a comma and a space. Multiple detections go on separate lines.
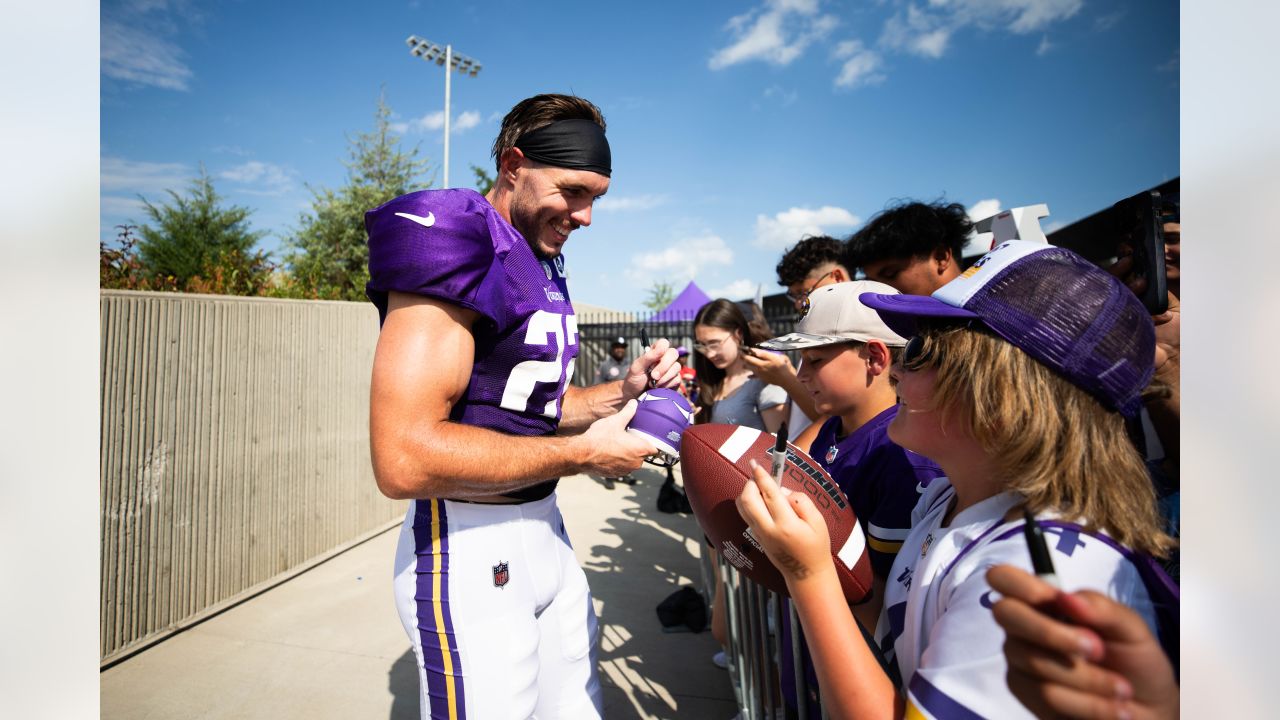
366, 93, 680, 720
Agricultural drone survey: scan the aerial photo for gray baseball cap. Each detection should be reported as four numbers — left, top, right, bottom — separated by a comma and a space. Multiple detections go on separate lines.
759, 280, 908, 350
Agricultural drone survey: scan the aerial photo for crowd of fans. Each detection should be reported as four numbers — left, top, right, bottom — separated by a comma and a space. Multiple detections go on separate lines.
684, 199, 1180, 719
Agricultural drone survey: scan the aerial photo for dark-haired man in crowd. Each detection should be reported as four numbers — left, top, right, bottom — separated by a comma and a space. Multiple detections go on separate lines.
758, 235, 851, 451
844, 200, 973, 296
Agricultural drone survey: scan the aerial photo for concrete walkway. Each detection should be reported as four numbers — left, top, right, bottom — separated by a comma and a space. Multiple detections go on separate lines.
101, 466, 737, 719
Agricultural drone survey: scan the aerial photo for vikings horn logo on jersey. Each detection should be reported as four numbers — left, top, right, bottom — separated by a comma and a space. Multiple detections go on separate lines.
493, 561, 510, 588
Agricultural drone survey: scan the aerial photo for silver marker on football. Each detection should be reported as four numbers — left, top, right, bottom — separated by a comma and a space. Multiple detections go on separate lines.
771, 422, 789, 484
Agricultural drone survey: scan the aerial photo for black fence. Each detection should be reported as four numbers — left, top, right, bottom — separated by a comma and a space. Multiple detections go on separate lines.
573, 300, 801, 388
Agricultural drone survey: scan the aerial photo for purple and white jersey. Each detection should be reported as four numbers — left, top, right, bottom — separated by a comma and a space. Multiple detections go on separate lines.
812, 406, 943, 578
366, 189, 578, 491
877, 479, 1158, 719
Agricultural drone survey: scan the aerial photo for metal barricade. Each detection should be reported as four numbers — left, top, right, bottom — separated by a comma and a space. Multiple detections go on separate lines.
703, 549, 829, 720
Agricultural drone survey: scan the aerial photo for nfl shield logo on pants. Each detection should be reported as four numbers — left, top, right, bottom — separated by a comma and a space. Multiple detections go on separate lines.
493, 561, 510, 588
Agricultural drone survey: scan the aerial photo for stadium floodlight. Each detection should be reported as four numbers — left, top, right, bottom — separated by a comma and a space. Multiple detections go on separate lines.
404, 35, 483, 188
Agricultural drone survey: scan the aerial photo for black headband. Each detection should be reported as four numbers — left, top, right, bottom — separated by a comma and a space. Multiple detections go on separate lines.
513, 119, 612, 177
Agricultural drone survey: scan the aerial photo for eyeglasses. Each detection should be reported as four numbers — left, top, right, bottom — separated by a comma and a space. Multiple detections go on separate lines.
901, 335, 940, 371
786, 269, 839, 304
693, 335, 735, 354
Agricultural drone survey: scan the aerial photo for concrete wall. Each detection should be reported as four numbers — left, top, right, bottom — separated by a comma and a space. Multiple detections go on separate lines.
99, 290, 405, 662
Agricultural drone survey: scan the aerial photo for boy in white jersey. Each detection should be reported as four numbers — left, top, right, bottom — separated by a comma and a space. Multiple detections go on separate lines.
734, 241, 1176, 719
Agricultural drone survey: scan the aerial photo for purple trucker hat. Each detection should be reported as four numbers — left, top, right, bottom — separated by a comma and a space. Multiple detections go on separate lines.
859, 240, 1156, 417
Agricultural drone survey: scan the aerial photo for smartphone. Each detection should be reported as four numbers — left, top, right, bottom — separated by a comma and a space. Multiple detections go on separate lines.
1048, 178, 1177, 315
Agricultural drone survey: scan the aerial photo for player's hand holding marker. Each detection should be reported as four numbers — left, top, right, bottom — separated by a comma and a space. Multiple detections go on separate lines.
734, 454, 833, 589
623, 331, 681, 399
985, 564, 1179, 720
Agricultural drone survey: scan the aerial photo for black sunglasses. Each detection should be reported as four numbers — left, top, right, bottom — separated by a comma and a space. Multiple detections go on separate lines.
901, 335, 938, 371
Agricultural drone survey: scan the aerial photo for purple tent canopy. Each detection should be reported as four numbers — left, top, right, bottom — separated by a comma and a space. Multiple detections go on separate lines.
650, 281, 712, 322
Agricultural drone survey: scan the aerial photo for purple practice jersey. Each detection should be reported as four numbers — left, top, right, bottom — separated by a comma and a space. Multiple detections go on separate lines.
366, 189, 578, 498
812, 406, 943, 577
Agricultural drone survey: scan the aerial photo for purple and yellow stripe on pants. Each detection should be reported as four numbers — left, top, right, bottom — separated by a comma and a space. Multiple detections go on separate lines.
413, 499, 467, 719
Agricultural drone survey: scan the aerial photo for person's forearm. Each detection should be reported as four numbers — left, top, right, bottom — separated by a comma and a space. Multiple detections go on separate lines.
373, 418, 594, 499
559, 381, 626, 432
790, 569, 901, 720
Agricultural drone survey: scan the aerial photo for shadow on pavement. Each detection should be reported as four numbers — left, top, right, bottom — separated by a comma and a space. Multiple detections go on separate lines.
580, 465, 736, 720
388, 649, 419, 719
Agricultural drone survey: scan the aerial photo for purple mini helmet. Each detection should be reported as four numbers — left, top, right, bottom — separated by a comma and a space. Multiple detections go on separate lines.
626, 388, 695, 466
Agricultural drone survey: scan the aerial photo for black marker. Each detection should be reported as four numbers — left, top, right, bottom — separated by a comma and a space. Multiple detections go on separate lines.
640, 328, 656, 387
1022, 508, 1060, 589
771, 422, 789, 484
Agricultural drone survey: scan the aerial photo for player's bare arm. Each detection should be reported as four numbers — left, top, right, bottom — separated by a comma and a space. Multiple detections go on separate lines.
558, 339, 681, 431
370, 291, 656, 499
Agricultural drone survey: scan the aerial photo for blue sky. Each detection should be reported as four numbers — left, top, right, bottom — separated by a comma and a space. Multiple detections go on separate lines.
101, 0, 1179, 311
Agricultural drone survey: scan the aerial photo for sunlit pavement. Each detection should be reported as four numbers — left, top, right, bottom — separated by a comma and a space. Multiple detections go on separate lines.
101, 466, 736, 719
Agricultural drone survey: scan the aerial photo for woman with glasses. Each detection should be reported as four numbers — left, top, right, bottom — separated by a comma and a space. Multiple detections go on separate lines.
733, 241, 1177, 719
691, 299, 790, 670
690, 299, 788, 433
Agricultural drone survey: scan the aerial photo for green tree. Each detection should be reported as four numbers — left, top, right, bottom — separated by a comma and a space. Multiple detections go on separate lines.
135, 167, 266, 286
471, 164, 495, 195
285, 93, 431, 300
643, 280, 676, 312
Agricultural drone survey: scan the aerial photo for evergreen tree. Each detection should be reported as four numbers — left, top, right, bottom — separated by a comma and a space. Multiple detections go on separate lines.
286, 93, 431, 300
643, 280, 676, 312
471, 164, 496, 195
135, 167, 265, 286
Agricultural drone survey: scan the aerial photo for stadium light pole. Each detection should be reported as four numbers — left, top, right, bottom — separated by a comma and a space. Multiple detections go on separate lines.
405, 35, 482, 188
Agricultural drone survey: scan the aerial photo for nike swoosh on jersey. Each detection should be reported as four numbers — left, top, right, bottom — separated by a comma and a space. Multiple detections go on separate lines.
395, 211, 436, 227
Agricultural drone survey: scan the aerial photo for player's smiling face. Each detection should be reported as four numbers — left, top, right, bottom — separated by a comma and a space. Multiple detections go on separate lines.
509, 162, 609, 260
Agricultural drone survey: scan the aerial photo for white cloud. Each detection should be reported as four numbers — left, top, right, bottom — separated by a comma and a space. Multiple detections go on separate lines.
625, 233, 734, 287
101, 196, 147, 218
753, 206, 860, 249
709, 0, 838, 70
1094, 9, 1127, 31
101, 1, 197, 91
707, 279, 760, 301
880, 5, 953, 58
399, 109, 484, 134
1036, 35, 1053, 55
454, 110, 482, 131
218, 161, 295, 195
597, 194, 668, 212
833, 40, 886, 89
101, 156, 191, 194
968, 198, 1002, 222
880, 0, 1081, 61
763, 85, 800, 106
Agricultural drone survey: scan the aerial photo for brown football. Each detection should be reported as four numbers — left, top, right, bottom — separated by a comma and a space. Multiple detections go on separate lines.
680, 423, 873, 602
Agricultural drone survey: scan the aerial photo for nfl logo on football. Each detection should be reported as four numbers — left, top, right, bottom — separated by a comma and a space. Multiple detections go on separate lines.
492, 561, 510, 589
